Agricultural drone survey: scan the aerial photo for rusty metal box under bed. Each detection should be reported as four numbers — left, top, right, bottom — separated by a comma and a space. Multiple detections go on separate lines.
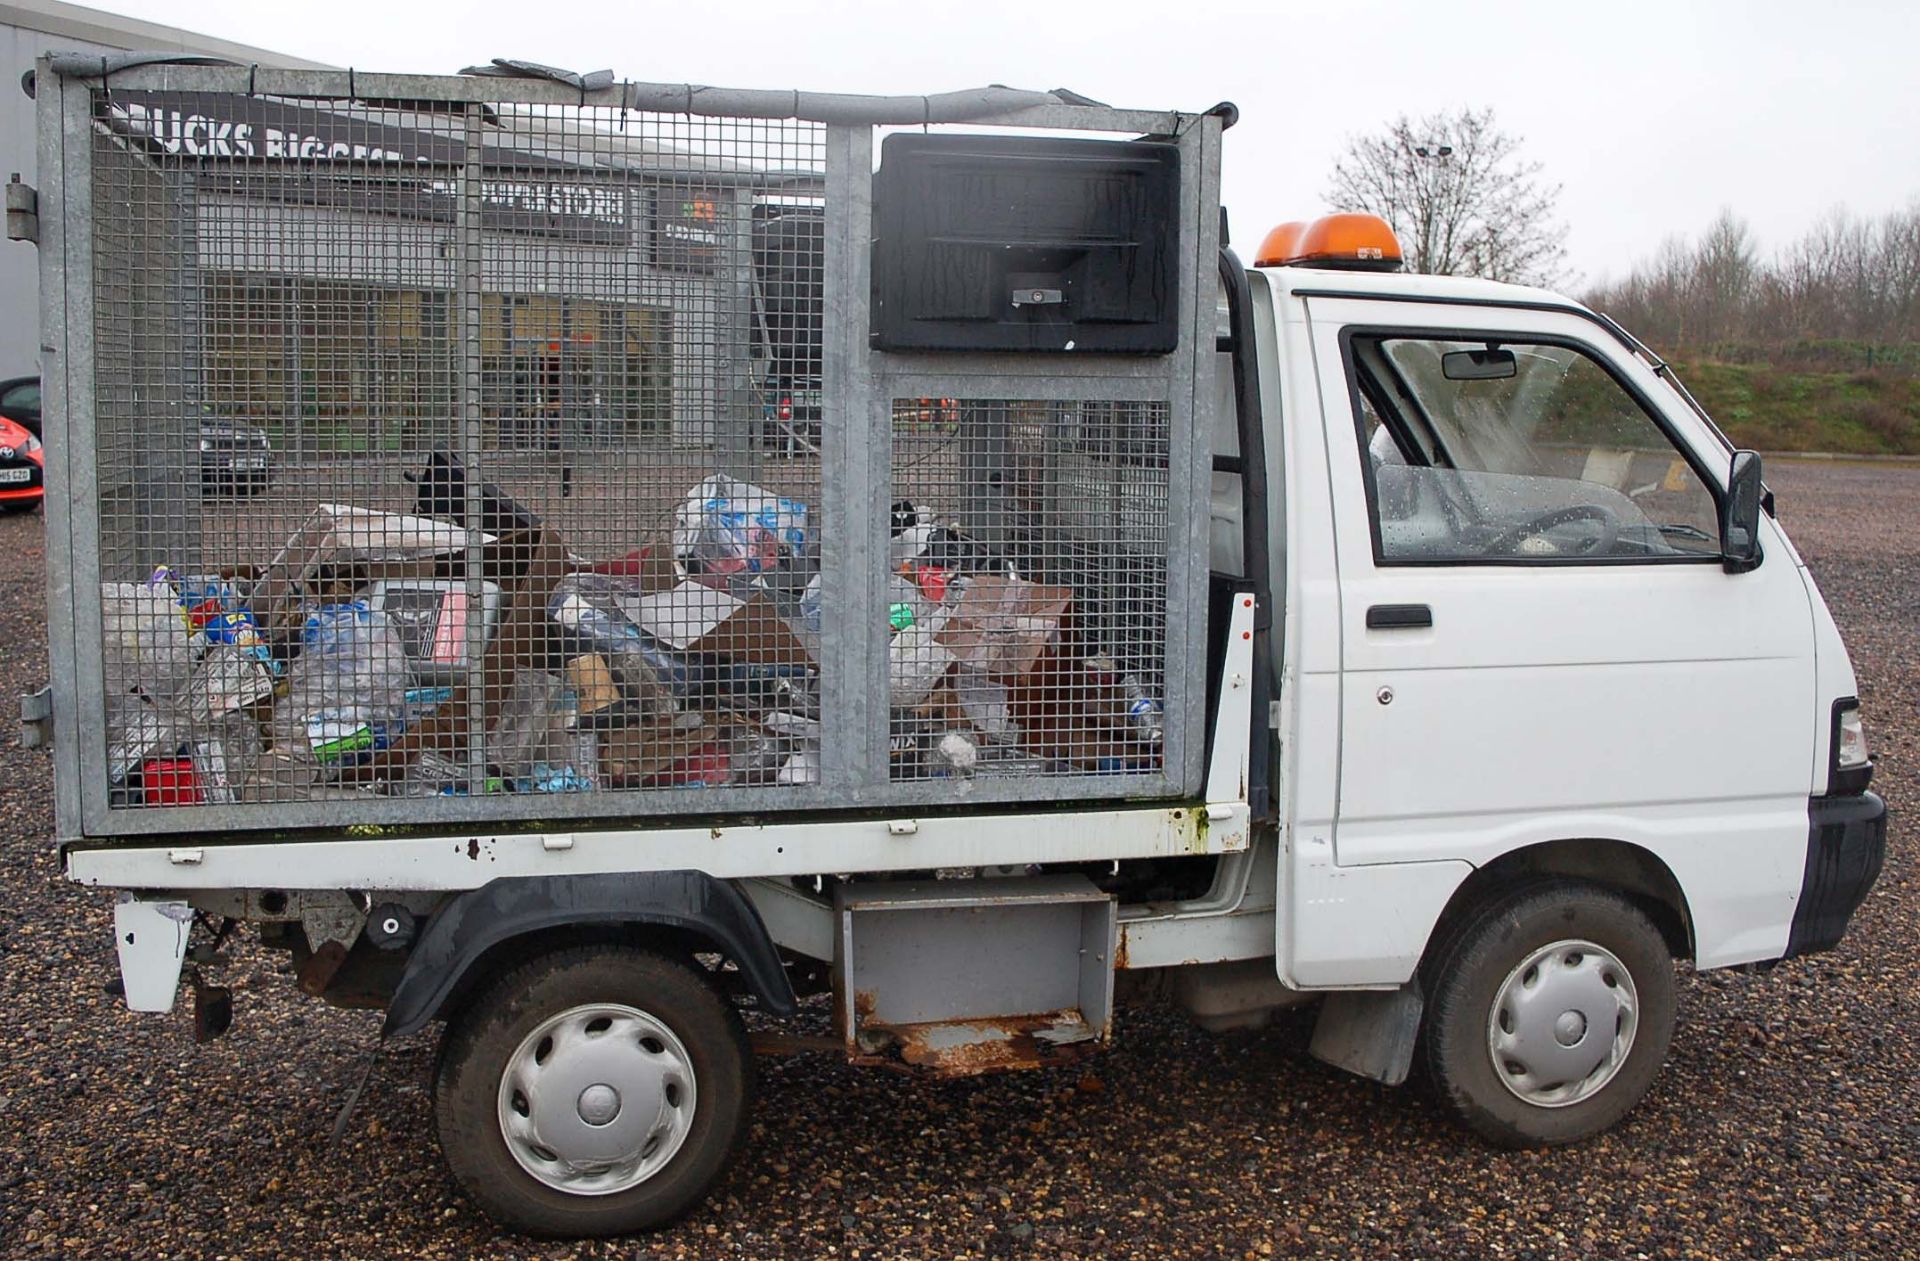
32, 59, 1224, 841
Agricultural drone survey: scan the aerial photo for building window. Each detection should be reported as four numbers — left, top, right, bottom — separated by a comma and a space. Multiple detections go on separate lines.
202, 275, 673, 453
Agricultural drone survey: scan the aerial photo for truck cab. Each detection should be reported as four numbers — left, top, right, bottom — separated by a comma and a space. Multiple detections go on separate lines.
1187, 218, 1886, 1139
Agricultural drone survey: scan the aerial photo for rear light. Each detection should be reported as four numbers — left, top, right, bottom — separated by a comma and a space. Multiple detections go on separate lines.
1829, 698, 1873, 795
778, 397, 793, 422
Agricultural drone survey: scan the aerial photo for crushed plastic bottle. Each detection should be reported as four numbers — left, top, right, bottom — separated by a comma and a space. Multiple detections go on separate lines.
955, 666, 1018, 744
519, 762, 596, 793
1119, 676, 1165, 746
799, 573, 824, 636
1085, 655, 1164, 745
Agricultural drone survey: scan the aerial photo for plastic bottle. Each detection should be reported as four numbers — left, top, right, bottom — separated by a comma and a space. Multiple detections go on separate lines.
1119, 676, 1164, 746
1085, 654, 1163, 745
292, 602, 409, 728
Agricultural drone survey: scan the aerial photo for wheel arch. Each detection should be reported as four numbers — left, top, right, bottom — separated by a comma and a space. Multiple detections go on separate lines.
383, 872, 797, 1039
1425, 838, 1696, 970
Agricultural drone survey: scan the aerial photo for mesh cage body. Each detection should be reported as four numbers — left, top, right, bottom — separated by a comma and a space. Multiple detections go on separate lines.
42, 68, 1221, 838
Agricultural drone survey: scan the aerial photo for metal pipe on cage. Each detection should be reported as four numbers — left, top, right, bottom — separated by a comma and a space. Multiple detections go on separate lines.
457, 103, 487, 796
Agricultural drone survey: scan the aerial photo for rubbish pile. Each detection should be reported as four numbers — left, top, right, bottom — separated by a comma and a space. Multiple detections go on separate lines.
102, 459, 1164, 808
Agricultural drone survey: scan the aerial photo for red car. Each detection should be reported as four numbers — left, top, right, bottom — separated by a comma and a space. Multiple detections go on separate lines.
0, 414, 44, 513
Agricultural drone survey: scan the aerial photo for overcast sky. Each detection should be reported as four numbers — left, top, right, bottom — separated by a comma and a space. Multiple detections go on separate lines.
100, 0, 1920, 289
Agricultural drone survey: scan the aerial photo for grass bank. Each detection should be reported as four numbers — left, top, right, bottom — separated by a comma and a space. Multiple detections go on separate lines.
1669, 357, 1920, 455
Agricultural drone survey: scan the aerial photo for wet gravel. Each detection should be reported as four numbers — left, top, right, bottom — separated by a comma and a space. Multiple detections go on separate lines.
1, 459, 1915, 1259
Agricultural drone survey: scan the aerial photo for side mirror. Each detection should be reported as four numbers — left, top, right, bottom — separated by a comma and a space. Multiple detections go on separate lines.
1721, 449, 1764, 573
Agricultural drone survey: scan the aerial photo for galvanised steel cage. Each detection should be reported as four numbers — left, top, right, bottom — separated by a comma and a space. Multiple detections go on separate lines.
32, 57, 1223, 840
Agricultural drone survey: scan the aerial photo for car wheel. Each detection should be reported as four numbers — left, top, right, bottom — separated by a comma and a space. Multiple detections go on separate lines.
1422, 879, 1676, 1148
433, 944, 753, 1237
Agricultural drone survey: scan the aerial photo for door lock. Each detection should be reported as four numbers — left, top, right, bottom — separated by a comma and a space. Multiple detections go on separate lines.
1376, 686, 1394, 706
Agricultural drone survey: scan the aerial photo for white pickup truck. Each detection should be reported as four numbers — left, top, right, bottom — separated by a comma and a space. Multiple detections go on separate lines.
24, 56, 1884, 1237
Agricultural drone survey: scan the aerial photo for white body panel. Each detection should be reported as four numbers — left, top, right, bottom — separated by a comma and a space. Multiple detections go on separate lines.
1269, 272, 1826, 980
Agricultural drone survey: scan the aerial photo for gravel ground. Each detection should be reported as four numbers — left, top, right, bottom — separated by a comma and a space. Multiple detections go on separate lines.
1, 459, 1914, 1259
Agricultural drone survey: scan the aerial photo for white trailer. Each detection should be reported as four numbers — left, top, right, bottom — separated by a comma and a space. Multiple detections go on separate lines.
22, 56, 1885, 1237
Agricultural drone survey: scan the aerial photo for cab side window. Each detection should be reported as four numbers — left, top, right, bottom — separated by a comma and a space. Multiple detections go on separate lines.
1347, 334, 1721, 564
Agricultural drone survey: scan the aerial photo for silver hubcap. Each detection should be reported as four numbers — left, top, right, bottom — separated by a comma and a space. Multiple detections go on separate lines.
496, 1003, 697, 1195
1487, 938, 1639, 1108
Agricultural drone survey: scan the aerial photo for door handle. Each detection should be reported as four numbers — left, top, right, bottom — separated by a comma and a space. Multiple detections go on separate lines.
1366, 603, 1433, 629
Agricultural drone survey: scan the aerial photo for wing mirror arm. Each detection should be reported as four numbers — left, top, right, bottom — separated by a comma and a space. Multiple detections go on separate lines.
1721, 449, 1765, 574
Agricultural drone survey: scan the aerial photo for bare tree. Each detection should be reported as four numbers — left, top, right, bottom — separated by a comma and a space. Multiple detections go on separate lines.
1692, 213, 1760, 338
1324, 108, 1569, 286
1586, 201, 1920, 354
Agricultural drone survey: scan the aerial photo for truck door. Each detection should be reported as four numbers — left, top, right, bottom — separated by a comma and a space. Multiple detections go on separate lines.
1305, 295, 1817, 969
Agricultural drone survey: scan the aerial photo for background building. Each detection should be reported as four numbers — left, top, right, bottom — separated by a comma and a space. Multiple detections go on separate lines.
8, 3, 825, 455
0, 0, 328, 376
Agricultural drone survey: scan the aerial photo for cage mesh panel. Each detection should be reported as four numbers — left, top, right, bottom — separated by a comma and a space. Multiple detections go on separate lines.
91, 91, 827, 811
888, 399, 1171, 783
80, 85, 1189, 825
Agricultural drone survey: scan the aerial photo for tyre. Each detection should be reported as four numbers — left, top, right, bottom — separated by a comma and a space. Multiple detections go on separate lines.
1422, 880, 1676, 1148
433, 945, 753, 1237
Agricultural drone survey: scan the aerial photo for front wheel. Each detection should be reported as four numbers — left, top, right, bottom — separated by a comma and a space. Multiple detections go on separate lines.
433, 945, 753, 1236
1423, 880, 1676, 1148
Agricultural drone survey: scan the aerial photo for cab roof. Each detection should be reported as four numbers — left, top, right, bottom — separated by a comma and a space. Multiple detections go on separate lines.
1257, 263, 1583, 313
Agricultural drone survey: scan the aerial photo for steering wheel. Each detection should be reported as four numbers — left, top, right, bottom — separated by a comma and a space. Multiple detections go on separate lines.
1480, 503, 1621, 558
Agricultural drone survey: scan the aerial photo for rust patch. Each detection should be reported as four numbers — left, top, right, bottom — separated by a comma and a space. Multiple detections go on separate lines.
296, 939, 349, 997
465, 838, 480, 860
863, 1010, 1100, 1079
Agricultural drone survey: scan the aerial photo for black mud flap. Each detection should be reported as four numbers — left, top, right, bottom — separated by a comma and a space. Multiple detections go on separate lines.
382, 871, 796, 1038
1784, 792, 1887, 960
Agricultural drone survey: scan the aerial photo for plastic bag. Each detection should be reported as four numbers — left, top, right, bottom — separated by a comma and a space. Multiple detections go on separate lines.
672, 474, 808, 583
101, 581, 198, 706
289, 602, 410, 762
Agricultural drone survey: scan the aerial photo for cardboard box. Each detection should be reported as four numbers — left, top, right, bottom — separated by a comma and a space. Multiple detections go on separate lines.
596, 713, 723, 786
182, 646, 277, 720
251, 504, 496, 641
585, 542, 681, 595
1008, 648, 1157, 770
623, 580, 813, 667
935, 576, 1071, 680
912, 683, 970, 730
566, 654, 624, 717
367, 579, 505, 682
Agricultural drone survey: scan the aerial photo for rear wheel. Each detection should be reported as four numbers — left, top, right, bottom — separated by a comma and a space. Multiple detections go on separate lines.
1422, 880, 1676, 1147
433, 945, 752, 1236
